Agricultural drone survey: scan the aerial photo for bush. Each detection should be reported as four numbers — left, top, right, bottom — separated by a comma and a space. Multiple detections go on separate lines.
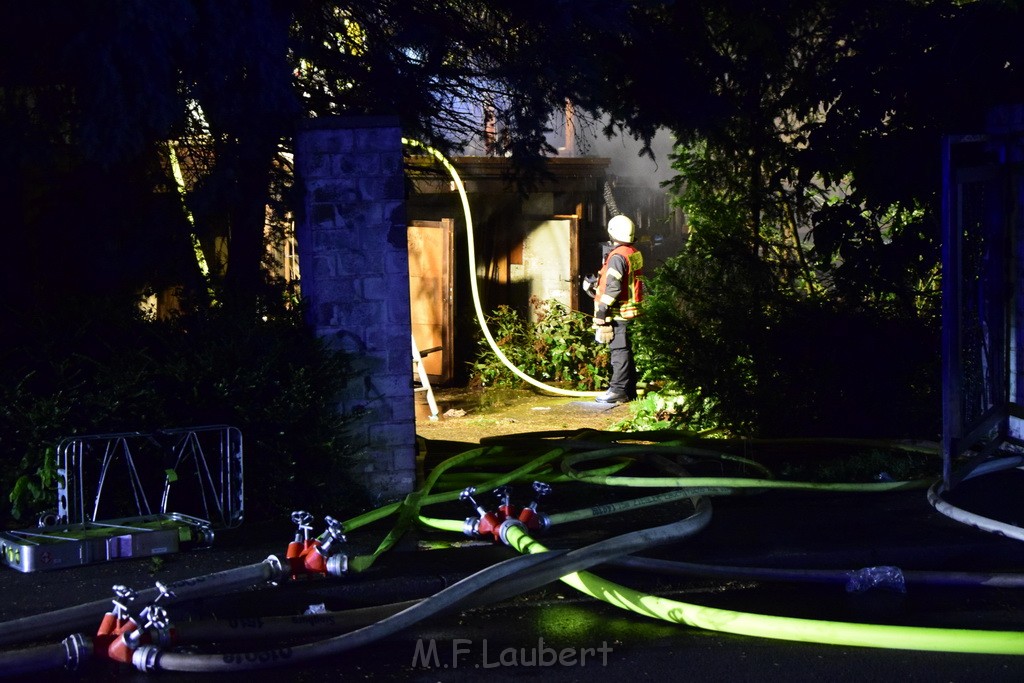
633, 236, 940, 439
471, 298, 609, 391
0, 299, 367, 526
609, 390, 715, 433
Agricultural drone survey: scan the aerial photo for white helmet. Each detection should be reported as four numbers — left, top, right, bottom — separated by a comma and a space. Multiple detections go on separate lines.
607, 215, 635, 243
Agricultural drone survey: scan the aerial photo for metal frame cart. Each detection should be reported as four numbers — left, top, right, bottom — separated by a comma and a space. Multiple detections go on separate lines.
1, 425, 243, 572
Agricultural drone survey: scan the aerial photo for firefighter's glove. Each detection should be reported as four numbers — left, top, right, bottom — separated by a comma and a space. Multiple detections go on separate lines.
594, 324, 614, 345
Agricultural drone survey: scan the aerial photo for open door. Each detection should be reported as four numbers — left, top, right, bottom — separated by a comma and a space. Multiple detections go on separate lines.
408, 218, 455, 382
509, 215, 580, 312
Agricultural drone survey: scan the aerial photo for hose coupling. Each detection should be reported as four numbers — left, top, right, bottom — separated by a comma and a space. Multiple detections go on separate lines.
498, 518, 527, 546
61, 633, 90, 671
120, 623, 173, 659
286, 516, 349, 577
518, 481, 552, 531
131, 645, 161, 672
124, 628, 144, 650
326, 552, 349, 577
263, 554, 287, 584
518, 508, 550, 532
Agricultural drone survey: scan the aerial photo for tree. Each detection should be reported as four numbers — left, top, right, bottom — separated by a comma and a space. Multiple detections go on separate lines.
4, 2, 1022, 415
623, 1, 1024, 436
3, 1, 685, 317
0, 0, 659, 521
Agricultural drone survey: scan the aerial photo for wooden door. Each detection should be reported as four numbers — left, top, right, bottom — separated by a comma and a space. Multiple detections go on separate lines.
408, 218, 455, 382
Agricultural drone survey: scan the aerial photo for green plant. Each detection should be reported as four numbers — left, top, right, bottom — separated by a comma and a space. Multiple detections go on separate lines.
471, 305, 534, 387
531, 298, 609, 390
149, 306, 367, 518
471, 299, 609, 391
778, 448, 937, 484
633, 224, 940, 439
8, 446, 57, 522
0, 299, 368, 525
609, 389, 717, 433
147, 556, 166, 575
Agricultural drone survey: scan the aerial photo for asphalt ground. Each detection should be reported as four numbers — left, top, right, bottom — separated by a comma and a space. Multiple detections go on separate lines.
3, 430, 1024, 680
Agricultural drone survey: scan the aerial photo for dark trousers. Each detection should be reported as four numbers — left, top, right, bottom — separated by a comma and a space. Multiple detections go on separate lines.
608, 319, 636, 398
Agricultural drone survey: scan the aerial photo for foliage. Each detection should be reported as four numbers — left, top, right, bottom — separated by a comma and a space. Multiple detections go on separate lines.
5, 1, 1021, 318
634, 233, 941, 438
778, 448, 937, 484
594, 1, 1024, 201
609, 3, 1008, 438
471, 299, 609, 391
8, 447, 57, 522
624, 1, 976, 438
0, 299, 366, 526
0, 1, 647, 315
609, 390, 715, 434
2, 1, 1020, 494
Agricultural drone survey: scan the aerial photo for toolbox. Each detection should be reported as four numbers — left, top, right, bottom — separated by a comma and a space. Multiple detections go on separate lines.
1, 425, 243, 572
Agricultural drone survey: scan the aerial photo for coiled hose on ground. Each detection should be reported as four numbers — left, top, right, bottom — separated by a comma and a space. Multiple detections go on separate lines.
4, 433, 1024, 676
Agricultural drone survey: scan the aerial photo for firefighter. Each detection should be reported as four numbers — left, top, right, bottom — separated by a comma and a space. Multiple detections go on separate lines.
591, 214, 644, 403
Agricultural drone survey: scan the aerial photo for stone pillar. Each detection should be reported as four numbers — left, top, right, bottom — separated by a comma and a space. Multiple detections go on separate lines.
294, 116, 415, 501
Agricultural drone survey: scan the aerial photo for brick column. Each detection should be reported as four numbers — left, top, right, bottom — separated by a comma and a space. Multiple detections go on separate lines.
294, 116, 415, 501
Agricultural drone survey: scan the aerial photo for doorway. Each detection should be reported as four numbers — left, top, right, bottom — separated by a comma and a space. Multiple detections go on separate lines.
408, 218, 455, 383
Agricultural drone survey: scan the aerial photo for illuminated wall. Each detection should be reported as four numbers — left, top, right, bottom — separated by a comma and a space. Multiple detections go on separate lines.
294, 116, 416, 500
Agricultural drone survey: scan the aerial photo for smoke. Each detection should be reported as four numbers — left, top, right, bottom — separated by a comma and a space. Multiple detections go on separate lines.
584, 121, 676, 191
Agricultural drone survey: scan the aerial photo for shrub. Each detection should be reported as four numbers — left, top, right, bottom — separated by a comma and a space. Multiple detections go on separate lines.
633, 237, 940, 438
0, 299, 366, 526
471, 298, 609, 391
607, 388, 721, 434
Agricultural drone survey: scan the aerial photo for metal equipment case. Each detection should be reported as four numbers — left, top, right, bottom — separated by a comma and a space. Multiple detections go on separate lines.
1, 425, 243, 572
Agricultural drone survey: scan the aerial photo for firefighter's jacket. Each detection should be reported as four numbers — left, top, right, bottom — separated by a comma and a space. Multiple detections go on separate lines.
595, 243, 644, 322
